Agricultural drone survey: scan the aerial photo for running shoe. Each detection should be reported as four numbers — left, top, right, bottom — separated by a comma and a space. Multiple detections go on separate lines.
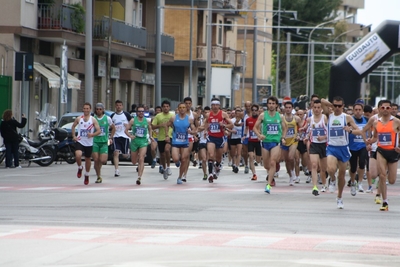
317, 174, 322, 184
199, 163, 202, 169
193, 161, 197, 167
306, 176, 311, 183
380, 202, 389, 211
265, 184, 271, 194
166, 167, 172, 176
151, 160, 156, 169
329, 181, 336, 193
159, 166, 164, 174
175, 161, 181, 168
358, 184, 364, 193
289, 177, 294, 186
95, 177, 102, 184
233, 166, 239, 173
363, 173, 367, 180
84, 175, 89, 185
136, 167, 138, 172
251, 174, 257, 181
114, 169, 120, 177
228, 161, 232, 167
271, 178, 276, 187
366, 185, 373, 193
337, 198, 344, 209
312, 186, 319, 196
208, 174, 214, 183
375, 195, 381, 204
351, 182, 357, 196
203, 174, 208, 180
254, 161, 258, 166
177, 178, 183, 184
163, 171, 168, 180
215, 165, 221, 177
347, 179, 351, 187
294, 177, 300, 184
244, 166, 249, 174
372, 178, 376, 184
77, 167, 83, 178
274, 172, 279, 178
136, 178, 141, 185
321, 186, 327, 192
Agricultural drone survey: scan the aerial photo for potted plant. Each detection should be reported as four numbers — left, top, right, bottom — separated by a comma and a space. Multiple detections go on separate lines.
38, 0, 55, 29
70, 2, 85, 33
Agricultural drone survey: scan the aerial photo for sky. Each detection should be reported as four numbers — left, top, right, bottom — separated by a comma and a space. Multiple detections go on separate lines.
357, 0, 400, 30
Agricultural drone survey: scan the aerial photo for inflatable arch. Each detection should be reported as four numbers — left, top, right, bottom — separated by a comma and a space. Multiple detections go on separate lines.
329, 20, 400, 105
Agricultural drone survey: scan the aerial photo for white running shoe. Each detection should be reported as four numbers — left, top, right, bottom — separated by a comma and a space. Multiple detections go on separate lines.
166, 167, 172, 176
337, 198, 344, 209
350, 182, 357, 196
306, 176, 311, 183
289, 177, 294, 186
294, 177, 300, 184
358, 184, 364, 193
163, 171, 168, 180
321, 186, 327, 192
329, 182, 336, 193
114, 169, 120, 177
366, 186, 373, 193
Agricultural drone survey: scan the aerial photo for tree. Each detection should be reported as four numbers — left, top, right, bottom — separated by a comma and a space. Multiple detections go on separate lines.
273, 0, 342, 98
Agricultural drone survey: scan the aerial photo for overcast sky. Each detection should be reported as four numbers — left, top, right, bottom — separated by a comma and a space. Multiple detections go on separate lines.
357, 0, 400, 30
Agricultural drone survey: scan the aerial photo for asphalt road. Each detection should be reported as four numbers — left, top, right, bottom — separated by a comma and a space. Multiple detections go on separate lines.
0, 160, 399, 266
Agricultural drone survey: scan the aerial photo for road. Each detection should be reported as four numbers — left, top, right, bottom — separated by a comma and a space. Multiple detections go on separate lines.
0, 160, 399, 266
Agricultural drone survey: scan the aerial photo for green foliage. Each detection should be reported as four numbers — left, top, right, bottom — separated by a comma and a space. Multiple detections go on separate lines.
70, 2, 85, 33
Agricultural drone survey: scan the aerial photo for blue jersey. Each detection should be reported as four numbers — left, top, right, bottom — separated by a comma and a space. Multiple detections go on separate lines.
349, 116, 367, 151
172, 114, 190, 146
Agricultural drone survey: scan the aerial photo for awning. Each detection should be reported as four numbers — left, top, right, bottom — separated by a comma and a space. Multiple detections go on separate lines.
33, 62, 81, 89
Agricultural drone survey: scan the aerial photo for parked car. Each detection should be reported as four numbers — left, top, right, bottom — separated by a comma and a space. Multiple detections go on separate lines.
58, 111, 152, 165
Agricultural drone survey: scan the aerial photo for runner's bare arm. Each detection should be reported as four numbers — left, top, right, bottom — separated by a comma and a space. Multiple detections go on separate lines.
222, 112, 233, 129
253, 112, 264, 139
90, 118, 102, 138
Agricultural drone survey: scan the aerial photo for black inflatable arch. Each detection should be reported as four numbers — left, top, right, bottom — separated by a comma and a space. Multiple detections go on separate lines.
329, 20, 400, 105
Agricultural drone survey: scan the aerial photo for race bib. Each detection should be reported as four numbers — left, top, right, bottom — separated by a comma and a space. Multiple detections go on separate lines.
176, 132, 187, 142
267, 123, 279, 135
135, 127, 145, 137
286, 128, 295, 138
354, 135, 364, 142
312, 127, 325, 137
378, 132, 392, 145
80, 129, 88, 137
249, 130, 257, 140
210, 122, 221, 133
329, 127, 344, 138
99, 126, 106, 136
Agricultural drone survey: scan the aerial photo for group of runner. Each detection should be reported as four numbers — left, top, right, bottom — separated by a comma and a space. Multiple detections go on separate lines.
70, 95, 400, 211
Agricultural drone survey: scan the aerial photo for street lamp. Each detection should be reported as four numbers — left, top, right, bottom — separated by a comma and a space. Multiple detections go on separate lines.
306, 15, 354, 97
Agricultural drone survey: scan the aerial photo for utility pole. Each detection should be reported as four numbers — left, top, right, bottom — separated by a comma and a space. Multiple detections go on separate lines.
155, 0, 162, 106
285, 32, 291, 97
205, 0, 212, 104
106, 0, 112, 109
85, 0, 93, 105
252, 13, 257, 104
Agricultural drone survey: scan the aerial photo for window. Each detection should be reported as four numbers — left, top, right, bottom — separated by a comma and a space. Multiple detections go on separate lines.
38, 40, 53, 56
218, 20, 222, 45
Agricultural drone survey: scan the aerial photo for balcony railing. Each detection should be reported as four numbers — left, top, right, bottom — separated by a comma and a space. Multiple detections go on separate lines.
223, 47, 236, 65
235, 50, 245, 70
146, 33, 175, 55
197, 45, 224, 63
38, 3, 85, 33
93, 18, 147, 49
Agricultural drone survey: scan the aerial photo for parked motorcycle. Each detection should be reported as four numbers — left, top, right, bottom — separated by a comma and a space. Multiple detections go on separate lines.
36, 104, 76, 164
19, 132, 57, 167
0, 145, 5, 165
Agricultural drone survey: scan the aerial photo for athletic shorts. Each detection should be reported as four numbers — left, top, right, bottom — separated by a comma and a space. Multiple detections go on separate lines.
262, 142, 279, 152
297, 141, 307, 154
113, 137, 130, 155
157, 140, 171, 154
370, 151, 377, 160
349, 147, 368, 173
326, 145, 351, 163
229, 138, 242, 146
242, 138, 249, 145
192, 140, 199, 152
248, 141, 261, 156
198, 143, 207, 150
130, 138, 148, 152
76, 142, 93, 158
309, 142, 327, 159
172, 144, 189, 148
377, 147, 399, 163
207, 136, 225, 149
93, 142, 108, 154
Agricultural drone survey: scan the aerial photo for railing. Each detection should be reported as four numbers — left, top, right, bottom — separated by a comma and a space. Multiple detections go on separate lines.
37, 4, 85, 33
93, 18, 147, 49
235, 50, 245, 69
197, 45, 224, 62
146, 33, 175, 55
223, 47, 236, 65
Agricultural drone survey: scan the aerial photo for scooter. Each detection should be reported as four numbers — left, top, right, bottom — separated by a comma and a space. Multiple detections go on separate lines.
19, 132, 57, 167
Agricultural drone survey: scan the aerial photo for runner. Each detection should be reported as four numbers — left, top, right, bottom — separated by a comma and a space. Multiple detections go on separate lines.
302, 99, 328, 196
241, 101, 252, 173
110, 100, 132, 177
166, 102, 196, 184
325, 96, 363, 209
198, 106, 210, 180
243, 104, 261, 180
253, 96, 287, 194
281, 101, 302, 185
182, 97, 199, 180
367, 100, 400, 211
225, 107, 243, 174
294, 108, 310, 183
126, 105, 152, 185
71, 102, 101, 185
150, 105, 162, 169
92, 103, 115, 184
152, 100, 173, 180
197, 98, 233, 183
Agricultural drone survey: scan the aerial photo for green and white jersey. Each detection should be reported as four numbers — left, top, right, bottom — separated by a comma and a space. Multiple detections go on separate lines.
94, 114, 113, 143
262, 111, 282, 143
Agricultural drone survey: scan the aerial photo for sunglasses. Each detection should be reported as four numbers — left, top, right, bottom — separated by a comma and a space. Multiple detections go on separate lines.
137, 110, 145, 113
252, 109, 258, 112
178, 107, 186, 109
380, 106, 391, 110
333, 104, 343, 108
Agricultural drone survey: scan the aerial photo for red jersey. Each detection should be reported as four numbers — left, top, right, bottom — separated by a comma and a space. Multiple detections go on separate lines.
246, 116, 259, 142
208, 110, 225, 137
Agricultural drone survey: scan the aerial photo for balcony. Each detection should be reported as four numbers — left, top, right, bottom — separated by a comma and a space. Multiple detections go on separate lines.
197, 45, 223, 63
146, 33, 175, 55
223, 47, 236, 65
234, 50, 245, 72
93, 17, 147, 49
38, 3, 85, 33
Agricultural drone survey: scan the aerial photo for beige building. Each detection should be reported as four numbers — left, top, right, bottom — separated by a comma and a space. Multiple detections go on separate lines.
163, 0, 273, 107
0, 0, 174, 134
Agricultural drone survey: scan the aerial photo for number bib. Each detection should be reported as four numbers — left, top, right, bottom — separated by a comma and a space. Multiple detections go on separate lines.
135, 127, 145, 137
99, 126, 106, 137
80, 129, 88, 137
329, 127, 344, 138
312, 127, 325, 137
249, 130, 257, 140
267, 123, 279, 135
378, 132, 392, 145
176, 132, 187, 142
353, 135, 364, 142
210, 122, 221, 133
286, 128, 295, 138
